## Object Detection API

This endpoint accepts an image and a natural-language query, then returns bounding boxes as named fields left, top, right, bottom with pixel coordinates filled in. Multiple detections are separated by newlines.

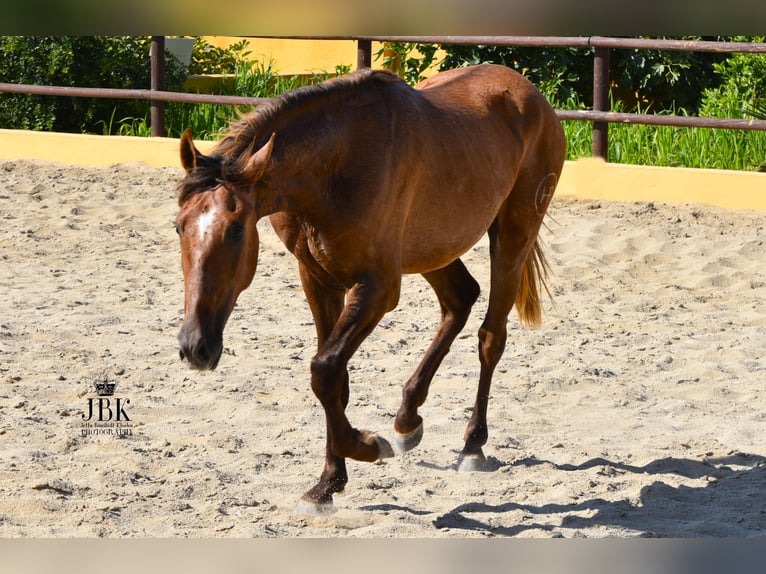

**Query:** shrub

left=700, top=36, right=766, bottom=118
left=162, top=60, right=306, bottom=139
left=0, top=36, right=186, bottom=134
left=186, top=37, right=252, bottom=75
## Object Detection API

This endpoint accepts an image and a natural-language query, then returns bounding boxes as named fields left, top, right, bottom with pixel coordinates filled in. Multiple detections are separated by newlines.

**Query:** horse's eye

left=228, top=223, right=245, bottom=242
left=174, top=223, right=181, bottom=235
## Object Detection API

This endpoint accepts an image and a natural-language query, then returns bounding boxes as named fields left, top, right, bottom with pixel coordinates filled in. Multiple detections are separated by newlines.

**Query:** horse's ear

left=243, top=133, right=276, bottom=183
left=180, top=128, right=199, bottom=173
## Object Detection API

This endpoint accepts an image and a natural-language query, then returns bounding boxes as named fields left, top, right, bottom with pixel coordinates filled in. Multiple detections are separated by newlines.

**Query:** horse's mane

left=177, top=68, right=402, bottom=205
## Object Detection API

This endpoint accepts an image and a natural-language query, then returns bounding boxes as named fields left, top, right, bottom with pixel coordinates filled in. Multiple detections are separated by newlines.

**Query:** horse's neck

left=258, top=109, right=343, bottom=213
left=255, top=79, right=397, bottom=219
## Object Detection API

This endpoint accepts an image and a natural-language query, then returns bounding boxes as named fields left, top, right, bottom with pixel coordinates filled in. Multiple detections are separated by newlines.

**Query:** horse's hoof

left=393, top=422, right=423, bottom=454
left=375, top=434, right=395, bottom=460
left=293, top=499, right=338, bottom=516
left=456, top=452, right=489, bottom=473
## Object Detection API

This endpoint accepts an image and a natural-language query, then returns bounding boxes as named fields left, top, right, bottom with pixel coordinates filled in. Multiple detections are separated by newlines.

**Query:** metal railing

left=351, top=36, right=766, bottom=160
left=2, top=36, right=766, bottom=161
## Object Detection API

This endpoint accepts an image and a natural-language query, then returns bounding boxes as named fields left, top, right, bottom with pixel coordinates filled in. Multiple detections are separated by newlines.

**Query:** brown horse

left=175, top=64, right=566, bottom=514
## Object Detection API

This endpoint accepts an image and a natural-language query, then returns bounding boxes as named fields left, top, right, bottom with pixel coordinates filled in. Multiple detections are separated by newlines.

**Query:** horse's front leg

left=298, top=277, right=398, bottom=511
left=293, top=261, right=349, bottom=512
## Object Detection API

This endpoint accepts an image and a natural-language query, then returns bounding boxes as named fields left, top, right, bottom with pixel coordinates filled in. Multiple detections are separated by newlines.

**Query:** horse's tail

left=515, top=238, right=552, bottom=329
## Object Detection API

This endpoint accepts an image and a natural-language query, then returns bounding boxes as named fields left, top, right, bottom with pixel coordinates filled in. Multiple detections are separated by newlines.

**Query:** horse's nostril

left=178, top=324, right=223, bottom=370
left=193, top=340, right=210, bottom=363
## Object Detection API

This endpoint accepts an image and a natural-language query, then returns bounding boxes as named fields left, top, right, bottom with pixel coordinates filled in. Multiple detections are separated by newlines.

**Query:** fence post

left=592, top=45, right=609, bottom=160
left=150, top=36, right=166, bottom=137
left=357, top=39, right=372, bottom=69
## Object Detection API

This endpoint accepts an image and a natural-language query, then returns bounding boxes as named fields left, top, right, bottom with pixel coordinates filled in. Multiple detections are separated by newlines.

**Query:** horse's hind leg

left=394, top=259, right=480, bottom=453
left=460, top=189, right=550, bottom=471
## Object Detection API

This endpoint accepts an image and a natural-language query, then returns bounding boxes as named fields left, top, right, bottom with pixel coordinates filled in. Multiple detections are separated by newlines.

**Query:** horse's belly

left=400, top=237, right=483, bottom=274
left=397, top=142, right=520, bottom=274
left=399, top=201, right=498, bottom=274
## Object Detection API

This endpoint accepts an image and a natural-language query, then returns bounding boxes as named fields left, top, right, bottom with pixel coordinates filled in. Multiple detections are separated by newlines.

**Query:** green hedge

left=0, top=37, right=190, bottom=133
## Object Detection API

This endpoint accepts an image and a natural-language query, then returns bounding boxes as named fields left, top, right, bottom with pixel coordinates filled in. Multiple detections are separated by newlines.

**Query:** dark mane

left=177, top=69, right=403, bottom=205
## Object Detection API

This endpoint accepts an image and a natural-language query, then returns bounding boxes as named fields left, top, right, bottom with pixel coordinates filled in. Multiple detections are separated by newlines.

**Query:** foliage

left=440, top=44, right=594, bottom=106
left=736, top=48, right=766, bottom=172
left=556, top=97, right=766, bottom=171
left=0, top=36, right=340, bottom=137
left=0, top=36, right=186, bottom=134
left=438, top=38, right=730, bottom=113
left=187, top=37, right=252, bottom=75
left=162, top=60, right=307, bottom=140
left=695, top=37, right=766, bottom=171
left=600, top=123, right=766, bottom=171
left=375, top=43, right=439, bottom=85
left=0, top=36, right=73, bottom=130
left=701, top=36, right=766, bottom=117
left=608, top=41, right=725, bottom=113
left=4, top=36, right=766, bottom=170
left=377, top=38, right=766, bottom=170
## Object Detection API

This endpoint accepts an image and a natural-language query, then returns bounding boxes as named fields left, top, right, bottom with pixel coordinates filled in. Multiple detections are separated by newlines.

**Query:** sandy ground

left=0, top=158, right=763, bottom=538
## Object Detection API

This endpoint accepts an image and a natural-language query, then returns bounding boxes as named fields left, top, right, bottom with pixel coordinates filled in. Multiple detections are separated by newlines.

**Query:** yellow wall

left=1, top=129, right=764, bottom=211
left=200, top=37, right=444, bottom=78
left=557, top=156, right=766, bottom=212
left=0, top=129, right=214, bottom=168
left=204, top=37, right=363, bottom=76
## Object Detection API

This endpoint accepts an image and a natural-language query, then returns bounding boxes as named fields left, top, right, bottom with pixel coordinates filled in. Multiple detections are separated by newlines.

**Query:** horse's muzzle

left=178, top=327, right=223, bottom=371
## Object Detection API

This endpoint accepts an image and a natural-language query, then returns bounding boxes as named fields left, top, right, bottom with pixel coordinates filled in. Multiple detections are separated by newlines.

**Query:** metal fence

left=2, top=36, right=766, bottom=161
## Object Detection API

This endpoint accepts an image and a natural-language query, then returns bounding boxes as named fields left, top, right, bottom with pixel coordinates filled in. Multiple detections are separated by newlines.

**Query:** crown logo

left=94, top=381, right=117, bottom=396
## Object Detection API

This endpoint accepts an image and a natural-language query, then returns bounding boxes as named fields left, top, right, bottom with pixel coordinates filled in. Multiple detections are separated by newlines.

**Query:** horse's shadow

left=360, top=453, right=766, bottom=537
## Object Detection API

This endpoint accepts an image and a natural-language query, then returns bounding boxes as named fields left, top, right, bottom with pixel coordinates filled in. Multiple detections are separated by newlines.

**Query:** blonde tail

left=515, top=239, right=552, bottom=329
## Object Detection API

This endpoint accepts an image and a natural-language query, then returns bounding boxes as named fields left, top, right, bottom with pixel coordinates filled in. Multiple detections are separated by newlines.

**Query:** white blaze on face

left=196, top=204, right=219, bottom=242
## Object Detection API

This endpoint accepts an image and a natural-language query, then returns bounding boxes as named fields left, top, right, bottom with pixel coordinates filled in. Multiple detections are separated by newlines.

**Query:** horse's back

left=417, top=63, right=529, bottom=93
left=417, top=64, right=553, bottom=117
left=391, top=65, right=564, bottom=273
left=410, top=64, right=563, bottom=166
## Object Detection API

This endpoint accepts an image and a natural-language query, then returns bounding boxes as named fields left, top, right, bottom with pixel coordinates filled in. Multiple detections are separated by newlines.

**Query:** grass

left=107, top=61, right=766, bottom=172
left=563, top=122, right=766, bottom=171
left=162, top=61, right=316, bottom=140
left=555, top=92, right=766, bottom=171
left=103, top=61, right=334, bottom=141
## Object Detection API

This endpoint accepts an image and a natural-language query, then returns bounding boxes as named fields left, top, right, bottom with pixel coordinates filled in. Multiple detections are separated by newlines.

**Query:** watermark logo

left=535, top=172, right=558, bottom=216
left=80, top=380, right=137, bottom=438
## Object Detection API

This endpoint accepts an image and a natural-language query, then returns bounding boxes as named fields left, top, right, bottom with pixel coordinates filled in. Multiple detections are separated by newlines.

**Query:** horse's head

left=175, top=129, right=274, bottom=370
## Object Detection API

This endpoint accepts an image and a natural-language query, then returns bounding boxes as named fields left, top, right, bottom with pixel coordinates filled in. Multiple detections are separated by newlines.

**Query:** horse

left=174, top=64, right=566, bottom=514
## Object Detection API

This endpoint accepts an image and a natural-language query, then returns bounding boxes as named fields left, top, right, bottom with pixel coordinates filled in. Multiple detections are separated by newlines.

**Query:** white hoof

left=393, top=423, right=424, bottom=454
left=375, top=434, right=395, bottom=459
left=293, top=499, right=338, bottom=516
left=456, top=452, right=489, bottom=473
